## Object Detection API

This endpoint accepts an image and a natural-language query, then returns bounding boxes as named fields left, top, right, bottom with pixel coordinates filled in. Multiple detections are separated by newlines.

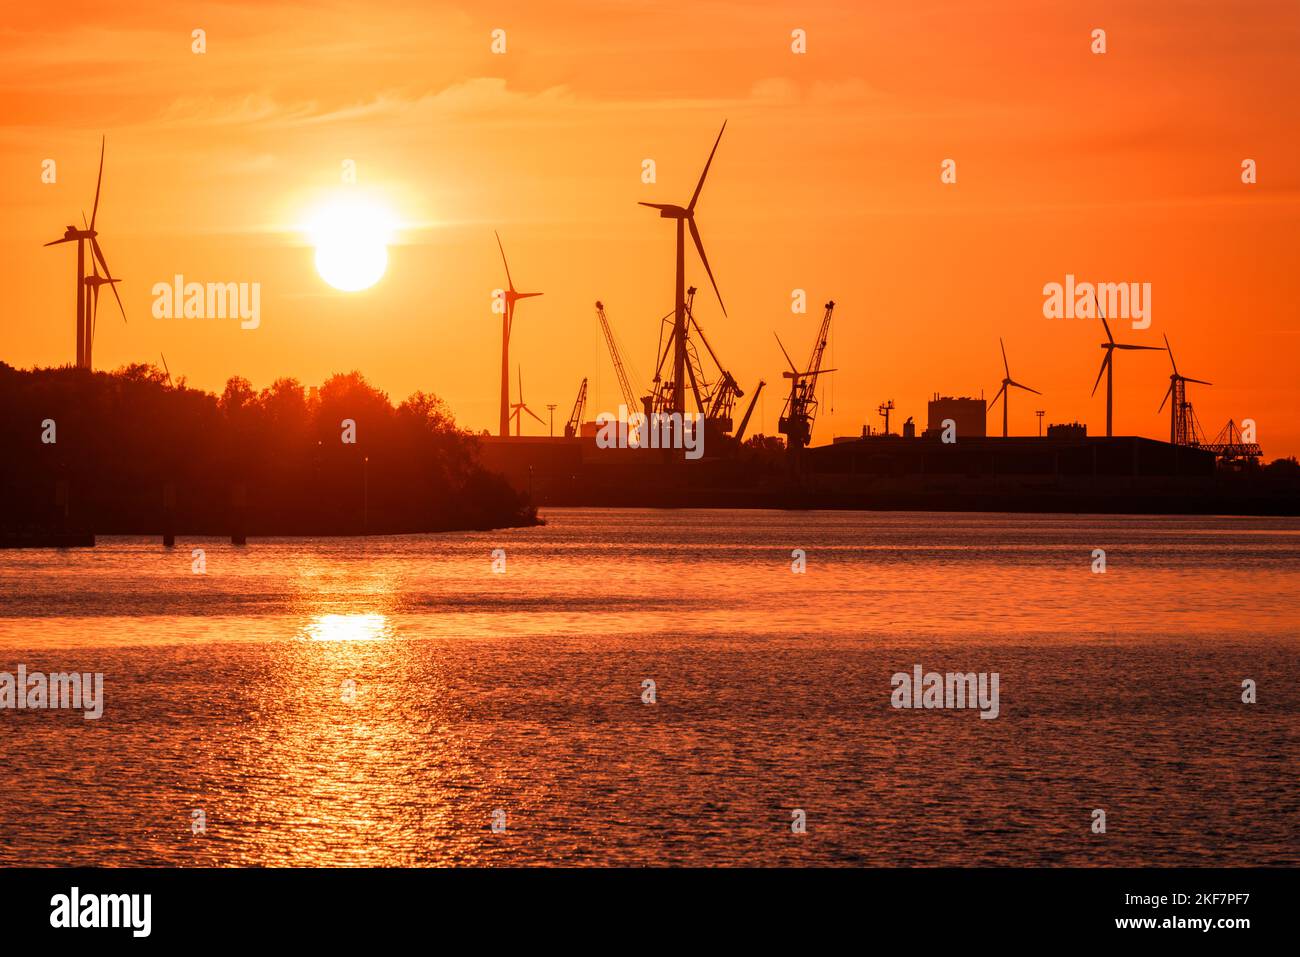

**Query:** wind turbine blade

left=91, top=238, right=126, bottom=322
left=494, top=230, right=515, bottom=292
left=515, top=291, right=543, bottom=300
left=1091, top=353, right=1110, bottom=397
left=525, top=406, right=545, bottom=426
left=688, top=218, right=725, bottom=316
left=638, top=202, right=674, bottom=211
left=989, top=384, right=1006, bottom=408
left=90, top=236, right=112, bottom=277
left=517, top=365, right=523, bottom=401
left=107, top=278, right=126, bottom=323
left=1163, top=333, right=1179, bottom=375
left=1158, top=382, right=1173, bottom=412
left=1185, top=377, right=1212, bottom=386
left=1115, top=343, right=1161, bottom=351
left=1009, top=380, right=1041, bottom=395
left=90, top=136, right=105, bottom=229
left=44, top=237, right=76, bottom=246
left=1000, top=337, right=1009, bottom=378
left=774, top=333, right=798, bottom=374
left=1100, top=312, right=1114, bottom=344
left=687, top=120, right=726, bottom=213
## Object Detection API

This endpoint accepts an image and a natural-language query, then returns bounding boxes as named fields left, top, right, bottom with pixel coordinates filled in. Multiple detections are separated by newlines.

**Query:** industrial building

left=923, top=395, right=987, bottom=439
left=805, top=433, right=1217, bottom=480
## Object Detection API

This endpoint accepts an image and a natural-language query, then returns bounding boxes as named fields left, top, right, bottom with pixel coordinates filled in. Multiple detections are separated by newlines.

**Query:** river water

left=0, top=508, right=1296, bottom=865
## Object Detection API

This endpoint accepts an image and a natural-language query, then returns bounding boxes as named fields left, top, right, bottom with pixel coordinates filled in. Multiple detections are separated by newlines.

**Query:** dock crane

left=646, top=286, right=755, bottom=434
left=564, top=378, right=588, bottom=438
left=777, top=300, right=836, bottom=451
left=734, top=380, right=765, bottom=442
left=689, top=306, right=744, bottom=430
left=1199, top=418, right=1262, bottom=466
left=595, top=301, right=639, bottom=413
left=647, top=288, right=696, bottom=416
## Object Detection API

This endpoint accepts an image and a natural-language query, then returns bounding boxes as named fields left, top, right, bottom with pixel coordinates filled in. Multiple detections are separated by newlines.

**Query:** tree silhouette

left=0, top=363, right=535, bottom=536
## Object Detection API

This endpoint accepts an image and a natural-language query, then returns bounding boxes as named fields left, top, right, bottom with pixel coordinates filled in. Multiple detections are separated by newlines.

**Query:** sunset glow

left=2, top=1, right=1297, bottom=453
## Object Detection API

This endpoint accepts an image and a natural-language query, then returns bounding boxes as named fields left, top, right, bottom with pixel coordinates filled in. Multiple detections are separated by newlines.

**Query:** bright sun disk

left=306, top=198, right=395, bottom=292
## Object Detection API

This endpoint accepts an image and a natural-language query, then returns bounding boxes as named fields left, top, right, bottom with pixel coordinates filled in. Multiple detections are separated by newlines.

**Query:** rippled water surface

left=1, top=509, right=1296, bottom=865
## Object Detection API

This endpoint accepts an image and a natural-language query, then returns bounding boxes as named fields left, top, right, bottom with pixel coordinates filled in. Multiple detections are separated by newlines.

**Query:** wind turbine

left=640, top=121, right=727, bottom=416
left=509, top=366, right=545, bottom=437
left=988, top=338, right=1040, bottom=437
left=44, top=137, right=126, bottom=369
left=1091, top=294, right=1159, bottom=437
left=1158, top=334, right=1211, bottom=446
left=495, top=232, right=542, bottom=437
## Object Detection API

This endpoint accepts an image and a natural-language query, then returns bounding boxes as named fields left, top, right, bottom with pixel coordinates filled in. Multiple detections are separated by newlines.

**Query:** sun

left=306, top=198, right=396, bottom=292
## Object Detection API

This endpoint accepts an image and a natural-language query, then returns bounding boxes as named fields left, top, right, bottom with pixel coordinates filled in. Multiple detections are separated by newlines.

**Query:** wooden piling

left=231, top=481, right=247, bottom=545
left=163, top=482, right=176, bottom=547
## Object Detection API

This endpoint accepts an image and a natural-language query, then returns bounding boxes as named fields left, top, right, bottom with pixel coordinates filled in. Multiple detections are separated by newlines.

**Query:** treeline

left=0, top=362, right=537, bottom=535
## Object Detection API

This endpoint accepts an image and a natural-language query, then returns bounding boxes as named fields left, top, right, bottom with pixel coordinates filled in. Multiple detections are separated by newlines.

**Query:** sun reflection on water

left=301, top=613, right=393, bottom=642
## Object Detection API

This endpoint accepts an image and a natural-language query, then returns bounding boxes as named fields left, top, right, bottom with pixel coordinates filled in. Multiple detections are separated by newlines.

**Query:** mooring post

left=55, top=479, right=69, bottom=535
left=163, top=482, right=176, bottom=547
left=231, top=481, right=247, bottom=545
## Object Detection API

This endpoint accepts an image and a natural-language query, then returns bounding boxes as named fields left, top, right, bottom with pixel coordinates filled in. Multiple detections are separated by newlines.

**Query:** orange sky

left=2, top=0, right=1298, bottom=454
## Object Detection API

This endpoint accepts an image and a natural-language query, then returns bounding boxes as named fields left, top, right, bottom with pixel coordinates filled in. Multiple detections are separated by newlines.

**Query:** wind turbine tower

left=1091, top=295, right=1160, bottom=437
left=509, top=366, right=545, bottom=436
left=44, top=136, right=126, bottom=369
left=494, top=233, right=542, bottom=437
left=639, top=122, right=728, bottom=416
left=1159, top=334, right=1211, bottom=446
left=988, top=338, right=1040, bottom=438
